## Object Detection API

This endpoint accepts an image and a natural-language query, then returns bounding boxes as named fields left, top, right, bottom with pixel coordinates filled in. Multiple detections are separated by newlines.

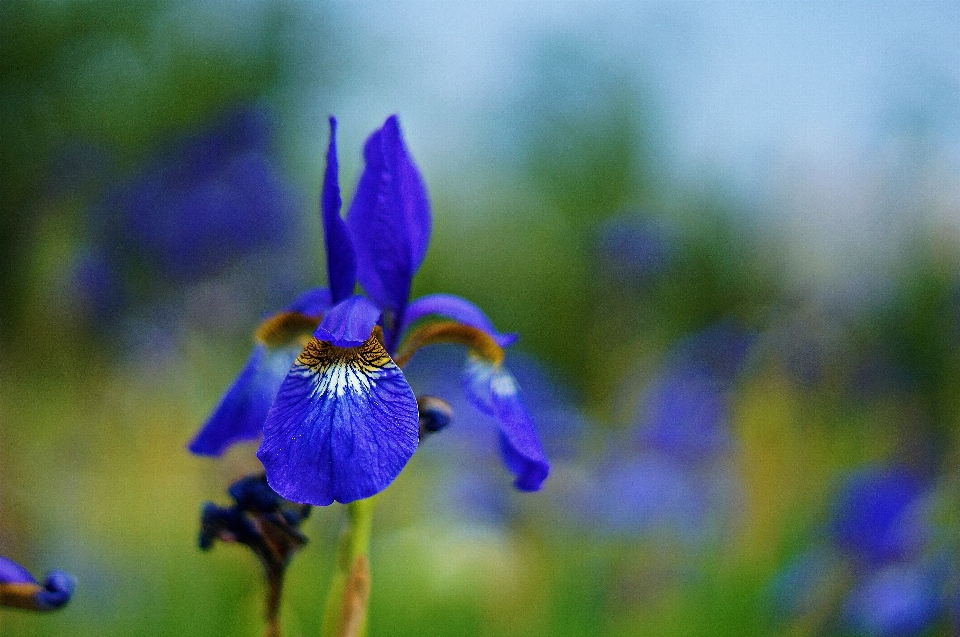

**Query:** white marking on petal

left=491, top=369, right=518, bottom=397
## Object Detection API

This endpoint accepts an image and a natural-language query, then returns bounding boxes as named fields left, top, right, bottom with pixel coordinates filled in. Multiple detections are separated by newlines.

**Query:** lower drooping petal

left=257, top=331, right=419, bottom=505
left=464, top=357, right=550, bottom=491
left=0, top=556, right=75, bottom=611
left=189, top=287, right=331, bottom=457
left=189, top=343, right=304, bottom=456
left=463, top=354, right=497, bottom=412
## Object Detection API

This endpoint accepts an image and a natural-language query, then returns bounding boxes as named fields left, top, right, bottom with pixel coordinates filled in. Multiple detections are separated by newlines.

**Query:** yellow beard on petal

left=255, top=311, right=322, bottom=348
left=297, top=328, right=396, bottom=398
left=0, top=582, right=43, bottom=610
left=393, top=320, right=504, bottom=368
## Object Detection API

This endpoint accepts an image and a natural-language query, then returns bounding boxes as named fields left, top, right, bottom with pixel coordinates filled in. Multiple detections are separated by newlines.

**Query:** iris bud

left=418, top=395, right=453, bottom=438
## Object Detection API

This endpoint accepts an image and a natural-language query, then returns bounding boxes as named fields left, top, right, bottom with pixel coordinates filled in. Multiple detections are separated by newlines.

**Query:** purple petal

left=188, top=343, right=303, bottom=456
left=403, top=294, right=518, bottom=347
left=490, top=371, right=550, bottom=491
left=257, top=335, right=419, bottom=505
left=463, top=357, right=550, bottom=491
left=315, top=295, right=381, bottom=347
left=463, top=355, right=496, bottom=414
left=0, top=556, right=35, bottom=585
left=347, top=115, right=431, bottom=329
left=322, top=117, right=357, bottom=303
left=189, top=288, right=332, bottom=457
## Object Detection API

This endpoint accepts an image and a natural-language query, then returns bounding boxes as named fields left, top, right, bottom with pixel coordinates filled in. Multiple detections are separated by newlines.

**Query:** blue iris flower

left=0, top=555, right=74, bottom=612
left=190, top=116, right=549, bottom=505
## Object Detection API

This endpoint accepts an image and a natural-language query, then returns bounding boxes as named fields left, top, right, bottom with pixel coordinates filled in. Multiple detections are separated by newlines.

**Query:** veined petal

left=0, top=557, right=74, bottom=612
left=464, top=357, right=550, bottom=491
left=315, top=295, right=381, bottom=347
left=257, top=331, right=419, bottom=505
left=322, top=117, right=357, bottom=303
left=347, top=116, right=430, bottom=331
left=188, top=343, right=304, bottom=456
left=403, top=294, right=517, bottom=347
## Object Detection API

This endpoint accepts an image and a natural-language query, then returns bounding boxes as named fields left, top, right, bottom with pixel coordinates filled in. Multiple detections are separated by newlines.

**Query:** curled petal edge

left=403, top=294, right=517, bottom=348
left=0, top=559, right=74, bottom=612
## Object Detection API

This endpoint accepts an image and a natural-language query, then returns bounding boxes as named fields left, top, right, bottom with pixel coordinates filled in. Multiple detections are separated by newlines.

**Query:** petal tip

left=513, top=462, right=550, bottom=492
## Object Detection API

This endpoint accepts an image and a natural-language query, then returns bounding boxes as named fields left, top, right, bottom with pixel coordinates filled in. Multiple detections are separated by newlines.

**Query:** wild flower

left=190, top=116, right=549, bottom=506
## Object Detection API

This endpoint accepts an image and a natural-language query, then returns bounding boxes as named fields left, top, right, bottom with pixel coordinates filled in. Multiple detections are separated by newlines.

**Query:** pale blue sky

left=291, top=1, right=960, bottom=288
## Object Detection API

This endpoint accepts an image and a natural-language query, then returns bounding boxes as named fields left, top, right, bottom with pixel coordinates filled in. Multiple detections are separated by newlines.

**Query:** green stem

left=320, top=496, right=376, bottom=637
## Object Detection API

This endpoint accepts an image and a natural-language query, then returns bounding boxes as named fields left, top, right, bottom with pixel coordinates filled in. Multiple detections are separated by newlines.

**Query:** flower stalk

left=321, top=497, right=376, bottom=637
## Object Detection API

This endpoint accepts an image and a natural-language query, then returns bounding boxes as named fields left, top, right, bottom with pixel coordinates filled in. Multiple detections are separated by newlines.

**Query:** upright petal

left=0, top=556, right=74, bottom=612
left=322, top=117, right=357, bottom=303
left=403, top=294, right=518, bottom=347
left=347, top=116, right=431, bottom=331
left=257, top=331, right=419, bottom=505
left=314, top=295, right=381, bottom=347
left=464, top=357, right=550, bottom=491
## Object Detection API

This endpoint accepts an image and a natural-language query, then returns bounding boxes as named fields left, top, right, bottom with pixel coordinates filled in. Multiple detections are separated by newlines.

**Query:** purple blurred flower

left=595, top=212, right=674, bottom=286
left=67, top=249, right=126, bottom=324
left=843, top=563, right=943, bottom=637
left=112, top=105, right=296, bottom=282
left=636, top=322, right=754, bottom=461
left=829, top=466, right=929, bottom=568
left=590, top=452, right=732, bottom=542
left=567, top=323, right=753, bottom=540
left=772, top=465, right=952, bottom=635
left=67, top=105, right=302, bottom=337
left=191, top=116, right=549, bottom=505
